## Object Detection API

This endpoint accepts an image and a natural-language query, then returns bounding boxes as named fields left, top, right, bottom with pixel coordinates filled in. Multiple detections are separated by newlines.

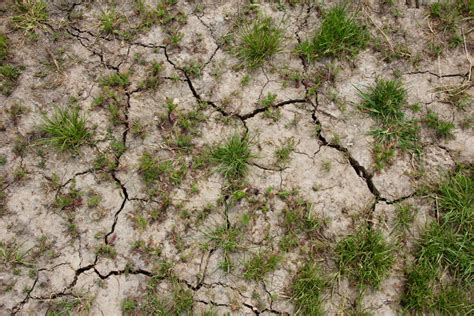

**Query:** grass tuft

left=297, top=5, right=368, bottom=61
left=0, top=34, right=8, bottom=62
left=402, top=165, right=473, bottom=313
left=358, top=79, right=421, bottom=170
left=235, top=16, right=283, bottom=69
left=291, top=263, right=326, bottom=315
left=336, top=226, right=394, bottom=288
left=12, top=0, right=48, bottom=35
left=243, top=252, right=280, bottom=281
left=40, top=107, right=92, bottom=152
left=100, top=72, right=129, bottom=88
left=424, top=110, right=455, bottom=139
left=359, top=79, right=406, bottom=124
left=99, top=8, right=122, bottom=35
left=211, top=134, right=253, bottom=180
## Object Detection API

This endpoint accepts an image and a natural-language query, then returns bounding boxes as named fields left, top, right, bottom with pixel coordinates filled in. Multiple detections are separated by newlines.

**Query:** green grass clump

left=100, top=72, right=129, bottom=88
left=424, top=111, right=455, bottom=139
left=297, top=5, right=368, bottom=61
left=0, top=34, right=7, bottom=62
left=40, top=107, right=92, bottom=152
left=358, top=79, right=421, bottom=170
left=0, top=64, right=22, bottom=96
left=207, top=225, right=240, bottom=273
left=291, top=263, right=327, bottom=316
left=0, top=34, right=22, bottom=96
left=11, top=0, right=48, bottom=35
left=274, top=139, right=295, bottom=166
left=394, top=203, right=415, bottom=232
left=235, top=16, right=283, bottom=69
left=138, top=152, right=186, bottom=188
left=359, top=79, right=406, bottom=124
left=336, top=227, right=394, bottom=288
left=136, top=276, right=193, bottom=315
left=99, top=9, right=122, bottom=34
left=243, top=252, right=280, bottom=281
left=211, top=134, right=253, bottom=180
left=429, top=0, right=473, bottom=49
left=401, top=166, right=473, bottom=313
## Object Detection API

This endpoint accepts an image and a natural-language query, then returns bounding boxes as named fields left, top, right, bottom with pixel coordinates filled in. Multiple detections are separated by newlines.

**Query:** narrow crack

left=405, top=70, right=469, bottom=79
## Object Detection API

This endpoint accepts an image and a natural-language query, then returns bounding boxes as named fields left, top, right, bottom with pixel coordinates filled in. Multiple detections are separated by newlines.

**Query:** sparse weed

left=40, top=106, right=92, bottom=152
left=140, top=61, right=163, bottom=89
left=137, top=276, right=193, bottom=315
left=274, top=139, right=295, bottom=166
left=100, top=72, right=129, bottom=88
left=336, top=226, right=394, bottom=288
left=424, top=111, right=455, bottom=139
left=122, top=298, right=137, bottom=314
left=436, top=83, right=473, bottom=110
left=243, top=252, right=280, bottom=281
left=297, top=5, right=368, bottom=61
left=259, top=93, right=277, bottom=108
left=95, top=244, right=117, bottom=259
left=235, top=16, right=284, bottom=69
left=138, top=152, right=186, bottom=187
left=0, top=64, right=22, bottom=96
left=46, top=296, right=92, bottom=316
left=207, top=225, right=240, bottom=273
left=429, top=0, right=472, bottom=50
left=210, top=134, right=253, bottom=180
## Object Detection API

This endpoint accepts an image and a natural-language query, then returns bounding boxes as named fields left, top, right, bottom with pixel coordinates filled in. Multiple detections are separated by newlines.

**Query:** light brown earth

left=0, top=0, right=472, bottom=315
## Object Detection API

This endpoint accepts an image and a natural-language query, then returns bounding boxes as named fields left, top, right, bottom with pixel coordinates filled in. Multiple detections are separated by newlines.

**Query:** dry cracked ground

left=0, top=0, right=473, bottom=315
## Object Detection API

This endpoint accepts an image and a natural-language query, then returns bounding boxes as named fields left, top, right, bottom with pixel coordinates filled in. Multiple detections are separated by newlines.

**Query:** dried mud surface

left=0, top=0, right=472, bottom=315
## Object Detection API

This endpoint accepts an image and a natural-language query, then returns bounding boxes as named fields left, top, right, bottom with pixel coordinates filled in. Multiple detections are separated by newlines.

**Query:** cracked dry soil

left=0, top=0, right=473, bottom=315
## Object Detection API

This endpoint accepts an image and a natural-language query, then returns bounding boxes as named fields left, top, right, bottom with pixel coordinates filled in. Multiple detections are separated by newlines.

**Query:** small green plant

left=297, top=5, right=368, bottom=61
left=122, top=298, right=137, bottom=314
left=141, top=61, right=163, bottom=89
left=402, top=166, right=473, bottom=313
left=243, top=252, right=280, bottom=281
left=259, top=93, right=277, bottom=108
left=358, top=79, right=420, bottom=170
left=235, top=16, right=283, bottom=69
left=437, top=84, right=472, bottom=110
left=210, top=134, right=253, bottom=180
left=100, top=72, right=129, bottom=88
left=40, top=107, right=92, bottom=152
left=428, top=0, right=472, bottom=50
left=138, top=152, right=165, bottom=184
left=336, top=227, right=394, bottom=288
left=0, top=34, right=8, bottom=62
left=0, top=64, right=22, bottom=96
left=424, top=111, right=455, bottom=139
left=138, top=152, right=186, bottom=187
left=46, top=297, right=92, bottom=316
left=95, top=244, right=117, bottom=258
left=291, top=263, right=327, bottom=316
left=395, top=203, right=415, bottom=232
left=274, top=139, right=295, bottom=166
left=11, top=0, right=48, bottom=35
left=207, top=225, right=240, bottom=273
left=86, top=191, right=102, bottom=208
left=99, top=9, right=122, bottom=34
